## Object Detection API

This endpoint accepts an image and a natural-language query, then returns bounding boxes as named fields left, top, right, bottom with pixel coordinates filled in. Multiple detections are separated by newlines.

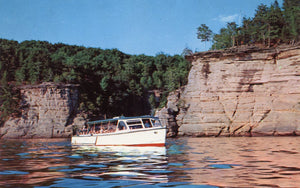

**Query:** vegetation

left=197, top=24, right=213, bottom=48
left=1, top=0, right=298, bottom=125
left=0, top=39, right=191, bottom=123
left=197, top=0, right=300, bottom=50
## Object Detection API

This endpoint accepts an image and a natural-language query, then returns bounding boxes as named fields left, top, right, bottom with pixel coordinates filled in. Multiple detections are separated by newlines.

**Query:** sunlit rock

left=0, top=82, right=80, bottom=138
left=157, top=45, right=300, bottom=137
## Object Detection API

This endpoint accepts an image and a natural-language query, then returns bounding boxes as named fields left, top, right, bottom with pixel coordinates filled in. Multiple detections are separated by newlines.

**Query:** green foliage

left=212, top=22, right=239, bottom=49
left=0, top=73, right=19, bottom=124
left=197, top=24, right=213, bottom=42
left=199, top=0, right=300, bottom=50
left=283, top=0, right=300, bottom=43
left=148, top=94, right=157, bottom=109
left=0, top=38, right=191, bottom=120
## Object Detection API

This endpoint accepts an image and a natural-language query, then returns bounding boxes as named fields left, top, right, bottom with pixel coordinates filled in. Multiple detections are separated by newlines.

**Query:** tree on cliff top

left=212, top=22, right=239, bottom=50
left=283, top=0, right=300, bottom=43
left=197, top=24, right=213, bottom=48
left=198, top=0, right=300, bottom=50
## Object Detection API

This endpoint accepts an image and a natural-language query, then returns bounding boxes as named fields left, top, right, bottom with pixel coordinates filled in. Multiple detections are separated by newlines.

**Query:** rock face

left=158, top=45, right=300, bottom=137
left=0, top=83, right=81, bottom=138
left=155, top=89, right=183, bottom=137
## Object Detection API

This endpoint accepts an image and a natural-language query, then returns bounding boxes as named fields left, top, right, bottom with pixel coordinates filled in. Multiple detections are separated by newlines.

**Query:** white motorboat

left=71, top=116, right=166, bottom=147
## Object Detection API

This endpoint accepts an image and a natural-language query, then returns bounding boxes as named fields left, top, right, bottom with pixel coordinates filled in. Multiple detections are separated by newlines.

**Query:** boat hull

left=72, top=127, right=166, bottom=147
left=71, top=135, right=97, bottom=146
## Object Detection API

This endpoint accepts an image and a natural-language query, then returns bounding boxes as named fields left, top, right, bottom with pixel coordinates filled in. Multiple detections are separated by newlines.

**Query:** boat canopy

left=87, top=115, right=157, bottom=125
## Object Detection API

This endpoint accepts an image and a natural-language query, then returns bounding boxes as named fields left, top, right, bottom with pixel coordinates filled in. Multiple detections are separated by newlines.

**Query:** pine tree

left=253, top=4, right=269, bottom=45
left=267, top=0, right=285, bottom=46
left=283, top=0, right=300, bottom=43
left=211, top=22, right=238, bottom=49
left=197, top=24, right=213, bottom=48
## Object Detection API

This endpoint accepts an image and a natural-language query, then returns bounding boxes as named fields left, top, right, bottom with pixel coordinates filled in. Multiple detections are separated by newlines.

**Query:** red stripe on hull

left=95, top=143, right=165, bottom=147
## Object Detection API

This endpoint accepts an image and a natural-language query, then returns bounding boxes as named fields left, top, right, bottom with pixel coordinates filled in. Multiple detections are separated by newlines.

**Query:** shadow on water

left=1, top=137, right=300, bottom=187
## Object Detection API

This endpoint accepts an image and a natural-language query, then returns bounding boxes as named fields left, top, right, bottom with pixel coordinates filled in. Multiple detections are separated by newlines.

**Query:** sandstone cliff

left=158, top=45, right=300, bottom=137
left=0, top=83, right=84, bottom=138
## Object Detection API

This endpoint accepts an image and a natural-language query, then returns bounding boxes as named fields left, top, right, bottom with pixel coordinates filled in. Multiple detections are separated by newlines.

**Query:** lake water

left=0, top=137, right=299, bottom=187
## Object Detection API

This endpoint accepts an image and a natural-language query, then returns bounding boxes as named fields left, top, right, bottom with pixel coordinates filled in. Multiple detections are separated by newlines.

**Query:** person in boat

left=118, top=121, right=126, bottom=130
left=144, top=120, right=151, bottom=128
left=81, top=125, right=88, bottom=134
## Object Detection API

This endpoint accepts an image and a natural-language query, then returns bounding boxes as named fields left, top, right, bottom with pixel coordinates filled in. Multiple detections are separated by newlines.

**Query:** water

left=0, top=137, right=299, bottom=187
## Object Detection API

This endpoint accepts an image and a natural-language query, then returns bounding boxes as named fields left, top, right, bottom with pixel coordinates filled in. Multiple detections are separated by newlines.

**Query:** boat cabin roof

left=87, top=115, right=158, bottom=125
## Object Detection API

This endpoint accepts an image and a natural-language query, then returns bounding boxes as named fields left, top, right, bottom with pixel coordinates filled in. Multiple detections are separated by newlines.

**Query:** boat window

left=117, top=121, right=127, bottom=130
left=151, top=119, right=162, bottom=127
left=129, top=125, right=143, bottom=129
left=126, top=119, right=141, bottom=125
left=126, top=119, right=143, bottom=129
left=142, top=119, right=153, bottom=128
left=94, top=121, right=117, bottom=134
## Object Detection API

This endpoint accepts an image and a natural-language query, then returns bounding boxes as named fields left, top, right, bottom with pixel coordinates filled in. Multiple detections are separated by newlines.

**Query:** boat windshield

left=117, top=120, right=127, bottom=130
left=151, top=118, right=162, bottom=127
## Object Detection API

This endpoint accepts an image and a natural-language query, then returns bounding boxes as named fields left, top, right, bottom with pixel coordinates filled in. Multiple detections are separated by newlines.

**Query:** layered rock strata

left=0, top=83, right=80, bottom=138
left=159, top=45, right=300, bottom=137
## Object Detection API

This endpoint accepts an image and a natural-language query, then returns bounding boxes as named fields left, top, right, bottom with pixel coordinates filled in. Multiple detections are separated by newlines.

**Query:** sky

left=0, top=0, right=283, bottom=56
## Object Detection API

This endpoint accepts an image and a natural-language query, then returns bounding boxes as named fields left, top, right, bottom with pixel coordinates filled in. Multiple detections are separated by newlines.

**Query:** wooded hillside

left=0, top=39, right=191, bottom=123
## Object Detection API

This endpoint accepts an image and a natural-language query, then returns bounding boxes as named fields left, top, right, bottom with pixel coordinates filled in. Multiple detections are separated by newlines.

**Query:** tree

left=181, top=47, right=193, bottom=56
left=211, top=22, right=239, bottom=49
left=200, top=0, right=299, bottom=49
left=253, top=4, right=270, bottom=45
left=0, top=72, right=19, bottom=123
left=267, top=0, right=285, bottom=46
left=100, top=75, right=110, bottom=91
left=0, top=38, right=192, bottom=119
left=283, top=0, right=300, bottom=43
left=197, top=24, right=213, bottom=47
left=152, top=71, right=163, bottom=89
left=148, top=94, right=156, bottom=109
left=227, top=22, right=239, bottom=47
left=239, top=17, right=256, bottom=45
left=0, top=39, right=18, bottom=82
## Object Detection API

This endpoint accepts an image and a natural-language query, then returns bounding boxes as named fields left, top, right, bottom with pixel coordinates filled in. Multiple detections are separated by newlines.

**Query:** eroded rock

left=157, top=45, right=300, bottom=137
left=0, top=82, right=81, bottom=138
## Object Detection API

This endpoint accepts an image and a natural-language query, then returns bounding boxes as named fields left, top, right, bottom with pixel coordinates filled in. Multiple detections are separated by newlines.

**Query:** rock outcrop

left=0, top=82, right=82, bottom=138
left=158, top=45, right=300, bottom=137
left=155, top=88, right=183, bottom=137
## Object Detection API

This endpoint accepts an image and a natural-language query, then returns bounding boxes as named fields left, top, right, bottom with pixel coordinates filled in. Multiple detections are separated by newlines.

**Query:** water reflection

left=0, top=137, right=300, bottom=187
left=172, top=137, right=300, bottom=187
left=69, top=146, right=169, bottom=184
left=0, top=139, right=69, bottom=187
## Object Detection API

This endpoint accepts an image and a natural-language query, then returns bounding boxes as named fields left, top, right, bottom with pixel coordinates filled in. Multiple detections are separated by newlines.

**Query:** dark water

left=0, top=137, right=300, bottom=187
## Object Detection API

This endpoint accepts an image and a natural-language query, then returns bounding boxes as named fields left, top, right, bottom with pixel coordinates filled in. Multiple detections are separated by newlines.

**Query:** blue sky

left=0, top=0, right=282, bottom=56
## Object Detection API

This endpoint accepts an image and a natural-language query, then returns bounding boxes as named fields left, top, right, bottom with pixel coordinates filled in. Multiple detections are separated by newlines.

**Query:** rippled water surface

left=1, top=137, right=300, bottom=187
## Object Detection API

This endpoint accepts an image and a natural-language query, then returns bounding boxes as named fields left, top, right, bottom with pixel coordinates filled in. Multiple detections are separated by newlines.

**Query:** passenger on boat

left=80, top=125, right=89, bottom=135
left=144, top=120, right=151, bottom=128
left=118, top=121, right=126, bottom=130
